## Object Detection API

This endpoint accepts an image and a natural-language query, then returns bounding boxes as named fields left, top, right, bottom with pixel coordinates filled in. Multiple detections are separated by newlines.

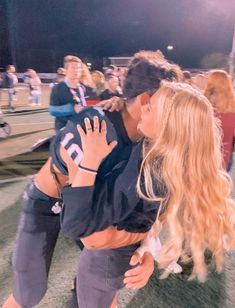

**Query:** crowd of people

left=2, top=50, right=235, bottom=308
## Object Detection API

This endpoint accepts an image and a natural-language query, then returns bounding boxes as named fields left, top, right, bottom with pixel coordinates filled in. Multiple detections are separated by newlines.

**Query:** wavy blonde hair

left=204, top=70, right=235, bottom=112
left=137, top=82, right=235, bottom=282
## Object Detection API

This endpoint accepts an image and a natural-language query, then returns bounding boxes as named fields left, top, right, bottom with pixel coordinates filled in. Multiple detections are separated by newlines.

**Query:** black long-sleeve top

left=61, top=142, right=163, bottom=239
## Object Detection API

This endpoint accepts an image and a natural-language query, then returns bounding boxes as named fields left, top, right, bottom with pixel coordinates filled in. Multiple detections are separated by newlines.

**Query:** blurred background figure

left=117, top=67, right=127, bottom=88
left=27, top=69, right=42, bottom=106
left=56, top=67, right=66, bottom=83
left=91, top=70, right=105, bottom=96
left=170, top=64, right=184, bottom=82
left=49, top=67, right=66, bottom=88
left=99, top=74, right=123, bottom=101
left=2, top=65, right=18, bottom=112
left=182, top=70, right=192, bottom=84
left=22, top=69, right=32, bottom=102
left=204, top=69, right=235, bottom=171
left=80, top=63, right=99, bottom=105
left=192, top=72, right=208, bottom=92
left=104, top=64, right=118, bottom=77
left=0, top=107, right=11, bottom=138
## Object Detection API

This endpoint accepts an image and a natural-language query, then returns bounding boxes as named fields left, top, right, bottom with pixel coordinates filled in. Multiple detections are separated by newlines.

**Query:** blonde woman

left=61, top=82, right=235, bottom=307
left=204, top=70, right=235, bottom=170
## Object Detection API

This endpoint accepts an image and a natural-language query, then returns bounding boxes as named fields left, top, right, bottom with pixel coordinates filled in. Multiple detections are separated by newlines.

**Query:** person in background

left=49, top=55, right=86, bottom=131
left=183, top=70, right=192, bottom=84
left=91, top=70, right=105, bottom=96
left=99, top=74, right=123, bottom=101
left=204, top=69, right=235, bottom=171
left=80, top=63, right=98, bottom=105
left=117, top=67, right=127, bottom=88
left=104, top=64, right=118, bottom=77
left=27, top=69, right=42, bottom=106
left=49, top=67, right=66, bottom=88
left=22, top=69, right=32, bottom=102
left=192, top=72, right=207, bottom=92
left=2, top=65, right=18, bottom=112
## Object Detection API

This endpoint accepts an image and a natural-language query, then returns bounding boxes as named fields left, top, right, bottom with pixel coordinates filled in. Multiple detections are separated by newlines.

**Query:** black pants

left=12, top=181, right=61, bottom=307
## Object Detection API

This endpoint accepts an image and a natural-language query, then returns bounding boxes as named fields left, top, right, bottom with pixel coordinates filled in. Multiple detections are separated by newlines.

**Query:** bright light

left=167, top=45, right=174, bottom=51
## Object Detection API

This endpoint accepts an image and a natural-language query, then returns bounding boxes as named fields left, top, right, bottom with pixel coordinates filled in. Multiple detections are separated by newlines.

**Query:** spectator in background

left=22, top=69, right=32, bottom=102
left=2, top=65, right=18, bottom=112
left=192, top=73, right=207, bottom=92
left=49, top=67, right=66, bottom=89
left=117, top=67, right=127, bottom=88
left=99, top=74, right=123, bottom=101
left=49, top=55, right=86, bottom=131
left=170, top=64, right=184, bottom=82
left=204, top=70, right=235, bottom=171
left=27, top=69, right=42, bottom=106
left=104, top=64, right=118, bottom=77
left=56, top=67, right=66, bottom=83
left=80, top=63, right=98, bottom=105
left=183, top=70, right=192, bottom=84
left=91, top=70, right=105, bottom=96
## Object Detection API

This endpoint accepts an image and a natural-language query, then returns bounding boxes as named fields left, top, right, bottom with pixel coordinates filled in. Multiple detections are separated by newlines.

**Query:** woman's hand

left=77, top=116, right=117, bottom=170
left=123, top=252, right=154, bottom=289
left=97, top=96, right=125, bottom=112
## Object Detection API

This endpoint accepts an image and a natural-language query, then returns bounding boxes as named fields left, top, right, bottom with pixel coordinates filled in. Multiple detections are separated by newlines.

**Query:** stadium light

left=167, top=45, right=174, bottom=51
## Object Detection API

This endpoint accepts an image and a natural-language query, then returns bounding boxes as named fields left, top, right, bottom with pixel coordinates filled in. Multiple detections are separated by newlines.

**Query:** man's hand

left=123, top=252, right=154, bottom=289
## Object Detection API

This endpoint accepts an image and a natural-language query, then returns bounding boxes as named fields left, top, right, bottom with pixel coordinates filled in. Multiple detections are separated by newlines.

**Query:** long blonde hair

left=204, top=70, right=235, bottom=112
left=137, top=82, right=235, bottom=282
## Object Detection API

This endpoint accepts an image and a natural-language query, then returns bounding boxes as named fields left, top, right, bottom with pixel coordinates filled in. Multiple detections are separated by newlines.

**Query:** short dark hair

left=123, top=57, right=176, bottom=99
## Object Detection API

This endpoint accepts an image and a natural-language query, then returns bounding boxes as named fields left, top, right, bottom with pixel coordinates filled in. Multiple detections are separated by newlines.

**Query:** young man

left=49, top=55, right=86, bottom=131
left=3, top=51, right=176, bottom=308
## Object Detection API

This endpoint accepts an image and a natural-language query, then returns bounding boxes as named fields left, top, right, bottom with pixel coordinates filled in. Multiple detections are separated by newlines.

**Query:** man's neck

left=121, top=102, right=141, bottom=142
left=66, top=77, right=79, bottom=88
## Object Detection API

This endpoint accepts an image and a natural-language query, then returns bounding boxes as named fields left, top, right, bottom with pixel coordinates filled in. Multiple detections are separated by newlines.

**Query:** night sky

left=0, top=0, right=234, bottom=71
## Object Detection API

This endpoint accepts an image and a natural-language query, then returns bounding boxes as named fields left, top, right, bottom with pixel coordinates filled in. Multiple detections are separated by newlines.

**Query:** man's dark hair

left=123, top=56, right=176, bottom=100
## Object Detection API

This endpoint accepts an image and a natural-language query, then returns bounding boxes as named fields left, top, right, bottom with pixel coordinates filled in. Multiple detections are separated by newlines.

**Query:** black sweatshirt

left=61, top=141, right=162, bottom=239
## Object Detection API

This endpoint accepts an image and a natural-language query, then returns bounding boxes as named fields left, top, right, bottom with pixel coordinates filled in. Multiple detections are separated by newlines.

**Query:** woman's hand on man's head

left=77, top=116, right=117, bottom=170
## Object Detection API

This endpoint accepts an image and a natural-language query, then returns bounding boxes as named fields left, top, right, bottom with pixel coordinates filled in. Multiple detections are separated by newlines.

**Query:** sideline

left=0, top=175, right=33, bottom=185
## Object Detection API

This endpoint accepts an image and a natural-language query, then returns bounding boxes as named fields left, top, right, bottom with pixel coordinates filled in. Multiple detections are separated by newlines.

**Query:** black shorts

left=77, top=243, right=140, bottom=308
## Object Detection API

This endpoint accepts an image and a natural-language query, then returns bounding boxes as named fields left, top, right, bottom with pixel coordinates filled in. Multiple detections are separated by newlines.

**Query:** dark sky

left=1, top=0, right=235, bottom=71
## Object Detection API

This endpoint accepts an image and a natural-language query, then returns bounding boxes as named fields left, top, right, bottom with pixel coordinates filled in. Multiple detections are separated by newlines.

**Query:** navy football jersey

left=50, top=106, right=118, bottom=175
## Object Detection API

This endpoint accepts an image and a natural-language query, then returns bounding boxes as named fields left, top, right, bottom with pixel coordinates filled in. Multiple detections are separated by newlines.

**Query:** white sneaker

left=165, top=261, right=183, bottom=274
